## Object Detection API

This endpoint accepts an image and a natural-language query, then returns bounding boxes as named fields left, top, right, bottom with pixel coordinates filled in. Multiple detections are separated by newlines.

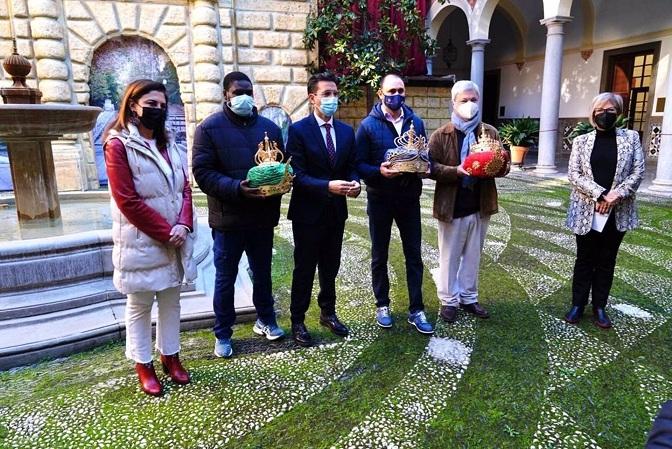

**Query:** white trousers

left=437, top=213, right=490, bottom=307
left=125, top=286, right=182, bottom=364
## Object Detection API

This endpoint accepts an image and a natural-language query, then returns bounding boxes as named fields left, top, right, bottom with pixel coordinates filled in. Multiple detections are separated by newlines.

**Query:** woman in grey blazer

left=564, top=92, right=645, bottom=328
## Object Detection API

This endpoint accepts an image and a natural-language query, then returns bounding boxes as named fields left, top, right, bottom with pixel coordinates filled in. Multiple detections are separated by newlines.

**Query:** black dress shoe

left=564, top=306, right=584, bottom=324
left=320, top=314, right=349, bottom=337
left=292, top=323, right=313, bottom=347
left=439, top=305, right=458, bottom=323
left=460, top=302, right=490, bottom=319
left=593, top=308, right=612, bottom=329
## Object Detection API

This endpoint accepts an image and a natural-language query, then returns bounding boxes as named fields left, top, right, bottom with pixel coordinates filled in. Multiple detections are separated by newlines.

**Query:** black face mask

left=594, top=111, right=617, bottom=130
left=138, top=107, right=167, bottom=131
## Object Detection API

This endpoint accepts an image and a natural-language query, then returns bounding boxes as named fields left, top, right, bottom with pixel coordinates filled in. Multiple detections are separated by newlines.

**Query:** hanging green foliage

left=304, top=0, right=436, bottom=103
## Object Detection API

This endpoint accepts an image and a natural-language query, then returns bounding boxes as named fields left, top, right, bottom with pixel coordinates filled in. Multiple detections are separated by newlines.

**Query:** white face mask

left=456, top=101, right=479, bottom=120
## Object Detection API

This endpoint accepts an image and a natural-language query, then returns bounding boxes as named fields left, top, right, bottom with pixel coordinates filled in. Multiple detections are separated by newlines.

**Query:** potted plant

left=498, top=117, right=539, bottom=166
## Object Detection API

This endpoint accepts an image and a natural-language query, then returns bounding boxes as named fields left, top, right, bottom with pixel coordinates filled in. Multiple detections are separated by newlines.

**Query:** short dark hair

left=307, top=72, right=338, bottom=95
left=223, top=71, right=252, bottom=91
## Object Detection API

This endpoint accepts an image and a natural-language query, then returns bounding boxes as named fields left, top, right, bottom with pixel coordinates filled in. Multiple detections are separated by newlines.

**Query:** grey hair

left=589, top=92, right=624, bottom=127
left=451, top=80, right=480, bottom=102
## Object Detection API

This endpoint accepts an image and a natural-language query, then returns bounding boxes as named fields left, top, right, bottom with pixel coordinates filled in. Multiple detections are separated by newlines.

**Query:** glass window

left=633, top=66, right=643, bottom=77
left=634, top=55, right=645, bottom=66
left=259, top=106, right=292, bottom=146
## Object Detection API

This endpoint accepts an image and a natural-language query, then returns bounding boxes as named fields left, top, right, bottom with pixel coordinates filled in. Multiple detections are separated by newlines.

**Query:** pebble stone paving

left=0, top=175, right=670, bottom=448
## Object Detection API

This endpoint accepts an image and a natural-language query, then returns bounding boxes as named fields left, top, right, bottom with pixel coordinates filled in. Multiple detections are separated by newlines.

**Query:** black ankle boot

left=593, top=308, right=612, bottom=329
left=564, top=306, right=584, bottom=324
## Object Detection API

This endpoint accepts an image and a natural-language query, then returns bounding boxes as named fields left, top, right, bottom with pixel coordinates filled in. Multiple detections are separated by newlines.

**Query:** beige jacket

left=108, top=125, right=197, bottom=295
left=428, top=122, right=504, bottom=223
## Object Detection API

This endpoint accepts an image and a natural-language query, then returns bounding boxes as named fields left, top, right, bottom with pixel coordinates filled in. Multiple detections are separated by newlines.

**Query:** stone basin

left=0, top=103, right=102, bottom=223
left=0, top=104, right=102, bottom=139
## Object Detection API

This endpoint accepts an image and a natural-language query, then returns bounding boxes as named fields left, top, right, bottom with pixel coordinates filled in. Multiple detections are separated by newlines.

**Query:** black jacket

left=647, top=401, right=672, bottom=448
left=192, top=106, right=284, bottom=231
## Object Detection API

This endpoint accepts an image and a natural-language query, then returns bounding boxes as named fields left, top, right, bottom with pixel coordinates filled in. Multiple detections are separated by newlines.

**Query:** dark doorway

left=482, top=69, right=500, bottom=125
left=602, top=42, right=660, bottom=139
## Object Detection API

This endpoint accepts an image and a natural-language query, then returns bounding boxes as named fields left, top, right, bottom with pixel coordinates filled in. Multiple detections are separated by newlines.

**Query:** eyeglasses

left=595, top=107, right=617, bottom=114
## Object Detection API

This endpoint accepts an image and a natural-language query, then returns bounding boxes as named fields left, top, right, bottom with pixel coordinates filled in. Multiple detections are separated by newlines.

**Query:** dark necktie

left=324, top=123, right=336, bottom=165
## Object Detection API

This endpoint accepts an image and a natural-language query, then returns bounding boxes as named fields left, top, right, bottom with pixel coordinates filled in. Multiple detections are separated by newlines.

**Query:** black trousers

left=290, top=210, right=346, bottom=324
left=571, top=214, right=626, bottom=309
left=367, top=194, right=424, bottom=313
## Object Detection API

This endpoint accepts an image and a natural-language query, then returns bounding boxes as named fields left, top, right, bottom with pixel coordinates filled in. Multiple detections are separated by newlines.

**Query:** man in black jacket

left=286, top=72, right=360, bottom=346
left=192, top=72, right=285, bottom=359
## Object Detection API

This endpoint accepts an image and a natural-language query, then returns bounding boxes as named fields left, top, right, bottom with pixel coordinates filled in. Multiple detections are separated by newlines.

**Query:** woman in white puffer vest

left=104, top=79, right=197, bottom=396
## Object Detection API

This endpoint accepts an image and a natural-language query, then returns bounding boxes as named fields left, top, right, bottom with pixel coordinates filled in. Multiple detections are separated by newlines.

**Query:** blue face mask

left=384, top=94, right=405, bottom=111
left=229, top=94, right=255, bottom=117
left=318, top=97, right=339, bottom=117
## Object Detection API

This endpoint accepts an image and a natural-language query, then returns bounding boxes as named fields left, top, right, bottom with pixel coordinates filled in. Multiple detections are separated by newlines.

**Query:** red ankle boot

left=135, top=362, right=162, bottom=396
left=160, top=353, right=190, bottom=385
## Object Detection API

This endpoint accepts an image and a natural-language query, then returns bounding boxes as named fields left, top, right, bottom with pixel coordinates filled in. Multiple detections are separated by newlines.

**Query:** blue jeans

left=367, top=194, right=424, bottom=313
left=212, top=228, right=276, bottom=340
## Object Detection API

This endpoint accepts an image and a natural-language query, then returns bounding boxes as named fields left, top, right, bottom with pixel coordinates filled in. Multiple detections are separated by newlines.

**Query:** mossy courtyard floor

left=1, top=175, right=671, bottom=449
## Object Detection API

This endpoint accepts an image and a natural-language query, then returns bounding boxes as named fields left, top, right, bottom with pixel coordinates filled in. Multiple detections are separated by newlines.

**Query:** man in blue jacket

left=286, top=72, right=361, bottom=347
left=192, top=72, right=285, bottom=359
left=356, top=73, right=434, bottom=335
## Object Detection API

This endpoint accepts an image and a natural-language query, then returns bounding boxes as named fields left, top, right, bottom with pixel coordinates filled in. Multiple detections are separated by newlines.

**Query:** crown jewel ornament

left=462, top=124, right=510, bottom=178
left=246, top=132, right=294, bottom=196
left=383, top=123, right=430, bottom=173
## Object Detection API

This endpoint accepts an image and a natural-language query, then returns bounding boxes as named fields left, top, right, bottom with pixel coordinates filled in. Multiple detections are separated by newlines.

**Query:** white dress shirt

left=314, top=111, right=336, bottom=151
left=382, top=105, right=405, bottom=136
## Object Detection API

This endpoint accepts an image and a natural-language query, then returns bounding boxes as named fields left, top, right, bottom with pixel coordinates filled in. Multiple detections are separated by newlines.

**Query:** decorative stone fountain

left=0, top=39, right=101, bottom=223
left=0, top=37, right=255, bottom=370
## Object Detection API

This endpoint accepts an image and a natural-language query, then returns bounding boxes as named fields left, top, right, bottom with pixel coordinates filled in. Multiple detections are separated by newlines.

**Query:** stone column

left=535, top=16, right=572, bottom=175
left=191, top=0, right=223, bottom=122
left=26, top=0, right=72, bottom=104
left=466, top=39, right=489, bottom=108
left=649, top=58, right=672, bottom=195
left=27, top=0, right=96, bottom=190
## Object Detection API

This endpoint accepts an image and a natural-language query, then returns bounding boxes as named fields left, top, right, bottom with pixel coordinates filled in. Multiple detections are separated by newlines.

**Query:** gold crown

left=470, top=124, right=504, bottom=153
left=254, top=132, right=284, bottom=165
left=393, top=123, right=428, bottom=151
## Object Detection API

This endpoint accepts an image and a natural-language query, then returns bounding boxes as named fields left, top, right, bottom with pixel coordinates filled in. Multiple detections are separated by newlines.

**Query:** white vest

left=107, top=125, right=197, bottom=294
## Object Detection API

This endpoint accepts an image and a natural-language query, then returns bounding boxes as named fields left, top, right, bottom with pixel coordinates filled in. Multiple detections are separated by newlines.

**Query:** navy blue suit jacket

left=287, top=114, right=360, bottom=224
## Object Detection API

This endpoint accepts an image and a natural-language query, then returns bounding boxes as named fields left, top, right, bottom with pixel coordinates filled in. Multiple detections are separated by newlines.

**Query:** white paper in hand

left=591, top=210, right=611, bottom=233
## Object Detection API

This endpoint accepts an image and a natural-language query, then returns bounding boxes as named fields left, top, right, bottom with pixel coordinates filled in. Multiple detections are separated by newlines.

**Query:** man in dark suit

left=286, top=72, right=361, bottom=346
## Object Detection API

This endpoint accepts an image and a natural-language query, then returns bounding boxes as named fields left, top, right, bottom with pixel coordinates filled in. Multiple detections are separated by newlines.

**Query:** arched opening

left=88, top=36, right=186, bottom=186
left=432, top=7, right=470, bottom=79
left=483, top=4, right=527, bottom=124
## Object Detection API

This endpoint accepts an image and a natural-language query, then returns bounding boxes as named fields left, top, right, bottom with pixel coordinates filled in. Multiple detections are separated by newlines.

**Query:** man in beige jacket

left=428, top=80, right=506, bottom=323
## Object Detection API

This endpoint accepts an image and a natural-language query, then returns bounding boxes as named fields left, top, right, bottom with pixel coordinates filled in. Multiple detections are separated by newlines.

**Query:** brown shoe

left=439, top=305, right=458, bottom=323
left=135, top=362, right=162, bottom=396
left=460, top=302, right=490, bottom=318
left=160, top=353, right=190, bottom=385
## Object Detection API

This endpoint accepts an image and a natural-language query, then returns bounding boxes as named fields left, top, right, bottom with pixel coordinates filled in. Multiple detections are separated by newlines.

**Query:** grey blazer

left=566, top=128, right=645, bottom=235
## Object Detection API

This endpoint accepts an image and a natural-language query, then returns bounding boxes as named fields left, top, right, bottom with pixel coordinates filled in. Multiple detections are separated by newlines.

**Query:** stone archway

left=88, top=35, right=187, bottom=186
left=63, top=2, right=201, bottom=139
